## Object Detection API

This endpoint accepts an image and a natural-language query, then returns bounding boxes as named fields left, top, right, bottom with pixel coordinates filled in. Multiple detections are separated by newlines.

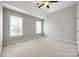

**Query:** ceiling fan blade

left=48, top=1, right=58, bottom=3
left=47, top=5, right=49, bottom=8
left=38, top=3, right=44, bottom=8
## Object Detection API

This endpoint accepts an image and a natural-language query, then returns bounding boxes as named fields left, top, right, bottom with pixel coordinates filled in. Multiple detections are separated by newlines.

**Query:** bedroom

left=0, top=1, right=79, bottom=57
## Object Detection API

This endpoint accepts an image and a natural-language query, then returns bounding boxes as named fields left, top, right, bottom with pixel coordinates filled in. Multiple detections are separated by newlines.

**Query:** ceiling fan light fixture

left=44, top=2, right=49, bottom=5
left=37, top=1, right=58, bottom=9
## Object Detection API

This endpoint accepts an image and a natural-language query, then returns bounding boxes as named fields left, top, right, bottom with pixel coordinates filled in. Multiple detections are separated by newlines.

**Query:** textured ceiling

left=32, top=1, right=77, bottom=13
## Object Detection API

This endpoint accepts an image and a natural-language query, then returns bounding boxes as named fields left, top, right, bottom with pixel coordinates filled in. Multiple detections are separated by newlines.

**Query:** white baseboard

left=44, top=35, right=77, bottom=45
left=3, top=37, right=34, bottom=46
left=4, top=37, right=43, bottom=46
left=4, top=35, right=77, bottom=46
left=3, top=35, right=42, bottom=46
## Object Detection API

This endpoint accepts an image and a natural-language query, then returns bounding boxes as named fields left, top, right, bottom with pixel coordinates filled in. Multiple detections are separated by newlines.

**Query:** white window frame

left=10, top=15, right=23, bottom=37
left=36, top=21, right=42, bottom=34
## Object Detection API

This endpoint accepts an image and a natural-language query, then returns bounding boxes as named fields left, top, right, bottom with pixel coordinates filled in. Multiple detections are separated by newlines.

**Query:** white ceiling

left=2, top=1, right=77, bottom=19
left=2, top=1, right=48, bottom=19
left=32, top=1, right=77, bottom=13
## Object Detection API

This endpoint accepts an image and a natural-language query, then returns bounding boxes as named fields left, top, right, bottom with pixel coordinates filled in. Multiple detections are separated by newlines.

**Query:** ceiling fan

left=37, top=1, right=58, bottom=9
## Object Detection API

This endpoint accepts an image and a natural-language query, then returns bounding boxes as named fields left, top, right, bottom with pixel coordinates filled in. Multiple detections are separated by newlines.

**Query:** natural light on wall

left=36, top=21, right=42, bottom=34
left=10, top=15, right=23, bottom=36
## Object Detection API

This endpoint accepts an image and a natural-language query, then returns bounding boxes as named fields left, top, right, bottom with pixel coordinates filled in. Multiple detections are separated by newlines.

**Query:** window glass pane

left=10, top=15, right=23, bottom=36
left=36, top=21, right=42, bottom=34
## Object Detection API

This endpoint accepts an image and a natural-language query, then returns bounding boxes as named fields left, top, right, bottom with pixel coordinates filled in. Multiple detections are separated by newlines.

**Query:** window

left=10, top=15, right=23, bottom=36
left=36, top=21, right=42, bottom=34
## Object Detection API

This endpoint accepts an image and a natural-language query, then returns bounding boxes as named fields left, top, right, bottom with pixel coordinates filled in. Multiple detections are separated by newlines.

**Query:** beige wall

left=44, top=4, right=76, bottom=42
left=3, top=8, right=43, bottom=43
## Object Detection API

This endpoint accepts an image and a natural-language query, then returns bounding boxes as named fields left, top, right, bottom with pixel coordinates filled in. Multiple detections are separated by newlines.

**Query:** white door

left=77, top=2, right=79, bottom=53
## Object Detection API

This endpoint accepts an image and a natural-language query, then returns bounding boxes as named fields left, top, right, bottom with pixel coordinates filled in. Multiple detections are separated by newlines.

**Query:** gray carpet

left=1, top=37, right=78, bottom=57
